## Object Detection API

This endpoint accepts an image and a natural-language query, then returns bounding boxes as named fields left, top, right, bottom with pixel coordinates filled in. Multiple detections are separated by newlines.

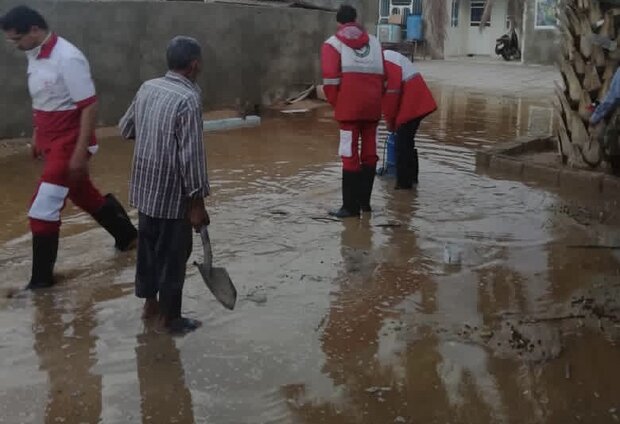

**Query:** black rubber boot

left=395, top=149, right=419, bottom=190
left=27, top=233, right=59, bottom=290
left=359, top=165, right=376, bottom=213
left=92, top=194, right=138, bottom=251
left=329, top=171, right=361, bottom=218
left=412, top=148, right=419, bottom=185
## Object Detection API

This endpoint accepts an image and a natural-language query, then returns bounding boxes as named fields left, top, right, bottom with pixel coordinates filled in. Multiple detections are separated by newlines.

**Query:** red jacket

left=321, top=23, right=384, bottom=122
left=383, top=50, right=437, bottom=131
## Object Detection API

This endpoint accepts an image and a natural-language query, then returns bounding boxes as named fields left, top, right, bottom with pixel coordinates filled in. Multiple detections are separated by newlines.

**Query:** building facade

left=374, top=0, right=559, bottom=65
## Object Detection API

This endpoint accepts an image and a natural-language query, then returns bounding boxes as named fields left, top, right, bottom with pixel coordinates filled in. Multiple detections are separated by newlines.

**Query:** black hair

left=336, top=4, right=357, bottom=24
left=166, top=36, right=202, bottom=71
left=0, top=6, right=48, bottom=34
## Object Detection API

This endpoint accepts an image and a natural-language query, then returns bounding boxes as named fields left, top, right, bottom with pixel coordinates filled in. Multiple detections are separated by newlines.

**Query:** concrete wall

left=0, top=0, right=341, bottom=138
left=360, top=0, right=378, bottom=35
left=521, top=0, right=559, bottom=65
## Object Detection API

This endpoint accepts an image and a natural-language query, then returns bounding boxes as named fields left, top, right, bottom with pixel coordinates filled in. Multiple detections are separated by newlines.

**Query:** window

left=506, top=14, right=513, bottom=29
left=391, top=0, right=413, bottom=6
left=451, top=0, right=460, bottom=27
left=470, top=0, right=490, bottom=27
left=379, top=0, right=390, bottom=18
left=411, top=0, right=423, bottom=15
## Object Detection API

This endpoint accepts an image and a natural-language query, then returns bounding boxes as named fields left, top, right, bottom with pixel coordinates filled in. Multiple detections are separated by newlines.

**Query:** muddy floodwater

left=1, top=84, right=620, bottom=424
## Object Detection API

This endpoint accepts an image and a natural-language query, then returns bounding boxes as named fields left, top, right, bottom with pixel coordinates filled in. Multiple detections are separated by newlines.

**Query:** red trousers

left=29, top=138, right=105, bottom=236
left=338, top=121, right=379, bottom=172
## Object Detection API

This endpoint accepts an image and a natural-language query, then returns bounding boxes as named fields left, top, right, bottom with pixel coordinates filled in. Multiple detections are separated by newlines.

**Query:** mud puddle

left=1, top=86, right=619, bottom=423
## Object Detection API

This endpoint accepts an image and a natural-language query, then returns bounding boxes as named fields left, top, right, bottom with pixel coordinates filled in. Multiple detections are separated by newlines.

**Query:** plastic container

left=406, top=15, right=423, bottom=41
left=386, top=132, right=396, bottom=170
left=377, top=24, right=403, bottom=43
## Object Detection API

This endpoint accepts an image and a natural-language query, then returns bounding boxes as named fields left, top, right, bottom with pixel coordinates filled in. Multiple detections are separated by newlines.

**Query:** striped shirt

left=119, top=71, right=209, bottom=219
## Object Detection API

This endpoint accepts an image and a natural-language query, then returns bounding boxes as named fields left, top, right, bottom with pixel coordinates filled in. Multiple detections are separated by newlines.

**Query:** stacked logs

left=557, top=0, right=620, bottom=168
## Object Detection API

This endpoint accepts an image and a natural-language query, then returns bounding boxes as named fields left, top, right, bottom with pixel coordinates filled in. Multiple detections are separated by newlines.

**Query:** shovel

left=193, top=225, right=237, bottom=310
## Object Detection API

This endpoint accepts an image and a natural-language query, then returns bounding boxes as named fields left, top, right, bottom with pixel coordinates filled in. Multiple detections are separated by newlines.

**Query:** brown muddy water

left=1, top=85, right=620, bottom=424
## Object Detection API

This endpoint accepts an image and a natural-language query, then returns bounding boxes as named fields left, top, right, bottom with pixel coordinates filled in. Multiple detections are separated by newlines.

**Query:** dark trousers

left=395, top=118, right=422, bottom=188
left=136, top=213, right=192, bottom=319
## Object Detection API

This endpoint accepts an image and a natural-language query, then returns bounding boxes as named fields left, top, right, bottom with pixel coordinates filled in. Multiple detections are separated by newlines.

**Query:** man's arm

left=177, top=98, right=210, bottom=230
left=69, top=101, right=97, bottom=181
left=591, top=68, right=620, bottom=125
left=321, top=41, right=342, bottom=108
left=60, top=55, right=98, bottom=180
left=30, top=126, right=41, bottom=159
left=119, top=97, right=137, bottom=140
left=382, top=60, right=403, bottom=132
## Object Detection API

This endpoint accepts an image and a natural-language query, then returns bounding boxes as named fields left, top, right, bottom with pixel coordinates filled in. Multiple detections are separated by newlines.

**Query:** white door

left=467, top=0, right=494, bottom=55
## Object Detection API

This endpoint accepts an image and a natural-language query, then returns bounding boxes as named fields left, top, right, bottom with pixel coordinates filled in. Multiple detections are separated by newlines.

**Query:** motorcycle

left=495, top=28, right=521, bottom=61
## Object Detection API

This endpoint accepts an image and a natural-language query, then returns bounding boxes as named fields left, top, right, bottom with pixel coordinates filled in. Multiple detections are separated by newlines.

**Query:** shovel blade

left=195, top=263, right=237, bottom=310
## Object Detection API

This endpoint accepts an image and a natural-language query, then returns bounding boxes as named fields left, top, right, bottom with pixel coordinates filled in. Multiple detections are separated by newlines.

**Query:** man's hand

left=30, top=143, right=42, bottom=160
left=30, top=130, right=41, bottom=160
left=189, top=197, right=210, bottom=231
left=68, top=148, right=89, bottom=183
left=70, top=102, right=97, bottom=183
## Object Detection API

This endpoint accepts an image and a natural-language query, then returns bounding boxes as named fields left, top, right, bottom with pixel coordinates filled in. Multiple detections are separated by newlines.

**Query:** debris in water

left=375, top=223, right=402, bottom=228
left=565, top=363, right=571, bottom=380
left=281, top=109, right=310, bottom=114
left=365, top=386, right=392, bottom=394
left=567, top=244, right=620, bottom=250
left=3, top=288, right=20, bottom=299
left=480, top=329, right=494, bottom=340
left=311, top=216, right=340, bottom=223
left=246, top=291, right=268, bottom=305
left=443, top=244, right=462, bottom=265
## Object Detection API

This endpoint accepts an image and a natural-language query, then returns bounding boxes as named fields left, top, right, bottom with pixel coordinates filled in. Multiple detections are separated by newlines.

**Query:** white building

left=445, top=0, right=513, bottom=57
left=374, top=0, right=559, bottom=64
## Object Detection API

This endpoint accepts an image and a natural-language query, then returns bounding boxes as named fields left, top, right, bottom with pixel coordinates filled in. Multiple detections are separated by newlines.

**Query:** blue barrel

left=378, top=132, right=397, bottom=176
left=386, top=133, right=396, bottom=171
left=406, top=15, right=423, bottom=41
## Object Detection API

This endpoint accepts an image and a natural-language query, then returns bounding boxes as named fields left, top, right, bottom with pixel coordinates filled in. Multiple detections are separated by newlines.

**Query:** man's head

left=336, top=4, right=357, bottom=24
left=167, top=36, right=202, bottom=82
left=1, top=6, right=49, bottom=51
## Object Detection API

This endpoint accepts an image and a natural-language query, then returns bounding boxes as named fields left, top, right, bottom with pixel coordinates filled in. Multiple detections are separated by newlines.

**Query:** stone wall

left=0, top=0, right=344, bottom=138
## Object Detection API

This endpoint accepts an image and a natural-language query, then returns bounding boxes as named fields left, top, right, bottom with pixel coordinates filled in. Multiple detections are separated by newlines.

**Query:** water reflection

left=427, top=84, right=555, bottom=148
left=1, top=83, right=619, bottom=424
left=32, top=289, right=107, bottom=423
left=136, top=331, right=195, bottom=424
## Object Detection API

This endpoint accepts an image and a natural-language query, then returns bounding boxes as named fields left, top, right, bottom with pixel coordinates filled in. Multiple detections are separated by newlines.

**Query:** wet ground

left=1, top=80, right=620, bottom=424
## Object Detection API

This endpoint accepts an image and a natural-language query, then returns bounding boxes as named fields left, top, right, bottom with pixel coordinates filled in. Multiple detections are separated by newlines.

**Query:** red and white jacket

left=321, top=23, right=384, bottom=122
left=383, top=50, right=437, bottom=131
left=26, top=33, right=98, bottom=154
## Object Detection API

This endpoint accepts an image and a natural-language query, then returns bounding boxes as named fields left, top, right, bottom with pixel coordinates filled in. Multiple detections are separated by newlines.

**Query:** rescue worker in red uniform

left=383, top=48, right=437, bottom=189
left=321, top=5, right=384, bottom=217
left=1, top=6, right=137, bottom=289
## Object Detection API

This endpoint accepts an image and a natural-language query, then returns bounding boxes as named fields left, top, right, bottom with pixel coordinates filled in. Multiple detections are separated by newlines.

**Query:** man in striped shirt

left=119, top=36, right=210, bottom=334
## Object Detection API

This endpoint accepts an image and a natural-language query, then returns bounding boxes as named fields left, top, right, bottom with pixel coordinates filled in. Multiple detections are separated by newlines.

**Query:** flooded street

left=1, top=82, right=620, bottom=424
